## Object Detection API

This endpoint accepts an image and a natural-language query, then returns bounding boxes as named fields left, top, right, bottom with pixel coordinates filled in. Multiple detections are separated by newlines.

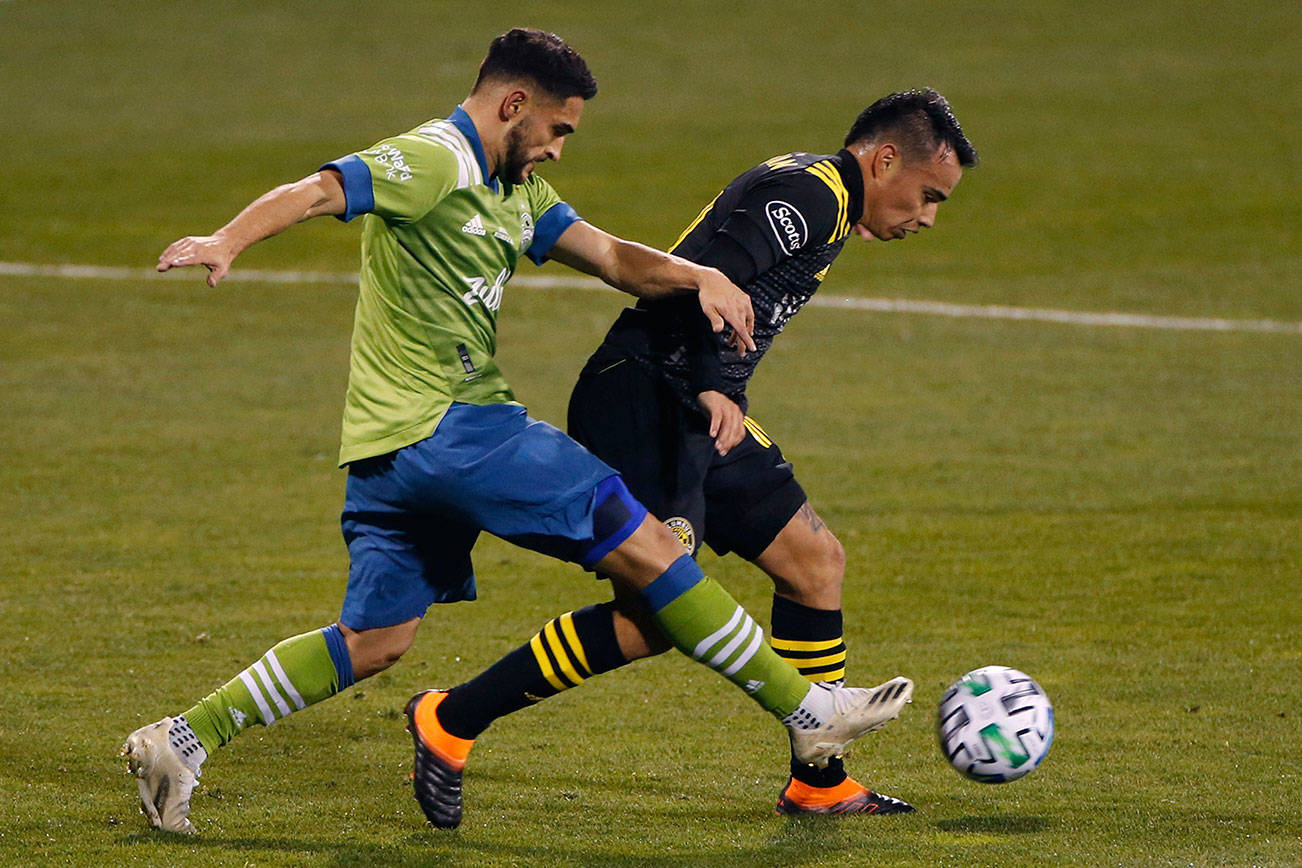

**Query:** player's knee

left=775, top=531, right=845, bottom=604
left=367, top=641, right=409, bottom=675
left=806, top=532, right=846, bottom=598
left=343, top=621, right=417, bottom=680
left=597, top=514, right=691, bottom=587
left=642, top=518, right=694, bottom=563
left=822, top=532, right=846, bottom=583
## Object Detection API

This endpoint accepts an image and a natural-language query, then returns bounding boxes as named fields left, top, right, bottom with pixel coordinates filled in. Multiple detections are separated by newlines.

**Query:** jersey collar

left=450, top=105, right=499, bottom=194
left=835, top=149, right=865, bottom=226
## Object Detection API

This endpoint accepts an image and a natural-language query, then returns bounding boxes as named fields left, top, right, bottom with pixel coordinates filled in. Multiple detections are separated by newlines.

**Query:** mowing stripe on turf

left=2, top=260, right=1298, bottom=335
left=810, top=295, right=1302, bottom=334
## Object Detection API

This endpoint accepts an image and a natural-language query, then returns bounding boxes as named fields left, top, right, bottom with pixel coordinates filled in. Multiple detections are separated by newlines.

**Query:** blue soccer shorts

left=339, top=402, right=647, bottom=630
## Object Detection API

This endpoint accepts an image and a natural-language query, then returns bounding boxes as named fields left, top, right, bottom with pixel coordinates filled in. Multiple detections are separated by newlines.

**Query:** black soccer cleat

left=405, top=689, right=474, bottom=829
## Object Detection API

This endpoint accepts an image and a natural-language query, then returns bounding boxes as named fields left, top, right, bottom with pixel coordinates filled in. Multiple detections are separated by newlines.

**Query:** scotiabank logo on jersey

left=765, top=200, right=808, bottom=254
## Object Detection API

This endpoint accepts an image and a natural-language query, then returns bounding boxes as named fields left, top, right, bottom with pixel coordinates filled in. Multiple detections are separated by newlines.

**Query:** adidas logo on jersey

left=461, top=214, right=486, bottom=236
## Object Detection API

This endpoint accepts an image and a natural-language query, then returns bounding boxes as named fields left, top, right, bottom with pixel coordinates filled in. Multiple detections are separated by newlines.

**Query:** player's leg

left=754, top=505, right=913, bottom=814
left=412, top=503, right=908, bottom=822
left=593, top=513, right=814, bottom=715
left=404, top=405, right=910, bottom=826
left=571, top=355, right=887, bottom=733
left=414, top=353, right=689, bottom=749
left=591, top=514, right=913, bottom=772
left=703, top=418, right=913, bottom=815
left=563, top=344, right=693, bottom=663
left=123, top=453, right=475, bottom=833
left=121, top=620, right=360, bottom=834
left=567, top=366, right=837, bottom=720
left=428, top=585, right=667, bottom=745
left=421, top=351, right=749, bottom=748
left=153, top=613, right=425, bottom=765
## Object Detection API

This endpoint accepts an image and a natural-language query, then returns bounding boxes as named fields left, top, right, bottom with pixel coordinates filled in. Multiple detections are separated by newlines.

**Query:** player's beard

left=501, top=121, right=535, bottom=185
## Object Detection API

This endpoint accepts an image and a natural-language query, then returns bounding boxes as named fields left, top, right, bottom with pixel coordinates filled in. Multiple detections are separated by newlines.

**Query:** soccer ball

left=937, top=665, right=1054, bottom=783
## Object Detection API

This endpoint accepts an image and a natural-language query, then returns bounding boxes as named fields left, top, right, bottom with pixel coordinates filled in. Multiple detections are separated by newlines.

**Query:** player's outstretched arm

left=548, top=222, right=756, bottom=353
left=157, top=169, right=347, bottom=287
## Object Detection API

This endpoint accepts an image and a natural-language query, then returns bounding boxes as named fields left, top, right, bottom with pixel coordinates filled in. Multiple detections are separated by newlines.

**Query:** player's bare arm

left=548, top=221, right=757, bottom=353
left=157, top=169, right=346, bottom=287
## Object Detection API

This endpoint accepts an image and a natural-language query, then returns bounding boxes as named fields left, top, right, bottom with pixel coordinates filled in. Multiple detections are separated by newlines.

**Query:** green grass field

left=2, top=1, right=1299, bottom=865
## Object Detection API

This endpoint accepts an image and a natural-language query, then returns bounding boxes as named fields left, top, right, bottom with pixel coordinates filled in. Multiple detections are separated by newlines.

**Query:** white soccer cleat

left=121, top=717, right=197, bottom=834
left=787, top=677, right=914, bottom=768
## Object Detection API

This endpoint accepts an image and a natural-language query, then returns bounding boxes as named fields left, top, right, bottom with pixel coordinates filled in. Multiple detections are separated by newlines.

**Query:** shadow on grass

left=117, top=823, right=859, bottom=867
left=431, top=830, right=857, bottom=868
left=767, top=813, right=847, bottom=851
left=934, top=815, right=1050, bottom=834
left=119, top=831, right=462, bottom=866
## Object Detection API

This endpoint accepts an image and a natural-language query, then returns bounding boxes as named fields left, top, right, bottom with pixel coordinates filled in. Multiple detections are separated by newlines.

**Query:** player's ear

left=873, top=143, right=899, bottom=177
left=499, top=88, right=530, bottom=122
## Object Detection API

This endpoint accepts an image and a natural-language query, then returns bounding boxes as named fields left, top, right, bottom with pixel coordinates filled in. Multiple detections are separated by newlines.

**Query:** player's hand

left=695, top=268, right=756, bottom=356
left=157, top=235, right=237, bottom=287
left=697, top=390, right=745, bottom=456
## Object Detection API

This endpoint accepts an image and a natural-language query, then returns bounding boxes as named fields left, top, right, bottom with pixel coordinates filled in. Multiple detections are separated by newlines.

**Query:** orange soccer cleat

left=405, top=690, right=475, bottom=829
left=775, top=776, right=914, bottom=815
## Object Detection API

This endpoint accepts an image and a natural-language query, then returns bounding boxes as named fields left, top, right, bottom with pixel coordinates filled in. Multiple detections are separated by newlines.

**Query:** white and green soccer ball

left=937, top=665, right=1054, bottom=783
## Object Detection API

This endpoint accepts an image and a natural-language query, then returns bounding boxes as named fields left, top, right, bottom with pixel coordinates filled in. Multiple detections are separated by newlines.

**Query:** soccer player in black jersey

left=420, top=90, right=977, bottom=819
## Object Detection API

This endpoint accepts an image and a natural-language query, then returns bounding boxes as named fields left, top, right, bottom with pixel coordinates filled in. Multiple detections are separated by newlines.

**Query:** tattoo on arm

left=799, top=502, right=826, bottom=533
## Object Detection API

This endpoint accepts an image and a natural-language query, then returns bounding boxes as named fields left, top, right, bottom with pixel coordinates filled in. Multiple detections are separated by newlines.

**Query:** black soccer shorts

left=567, top=347, right=807, bottom=561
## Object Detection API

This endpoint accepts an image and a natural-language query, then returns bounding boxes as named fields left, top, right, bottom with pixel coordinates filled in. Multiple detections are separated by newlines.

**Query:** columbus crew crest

left=664, top=517, right=695, bottom=554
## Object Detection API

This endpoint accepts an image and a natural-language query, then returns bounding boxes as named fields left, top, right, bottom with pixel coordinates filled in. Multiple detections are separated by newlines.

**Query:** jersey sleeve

left=685, top=306, right=727, bottom=397
left=690, top=171, right=843, bottom=285
left=522, top=175, right=582, bottom=265
left=320, top=134, right=461, bottom=224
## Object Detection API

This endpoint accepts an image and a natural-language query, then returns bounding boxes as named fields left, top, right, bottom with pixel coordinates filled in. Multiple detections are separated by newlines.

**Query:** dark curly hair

left=845, top=89, right=977, bottom=167
left=473, top=28, right=598, bottom=101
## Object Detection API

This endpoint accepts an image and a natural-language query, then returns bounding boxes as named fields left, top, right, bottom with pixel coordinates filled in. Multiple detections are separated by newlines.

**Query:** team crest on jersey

left=520, top=210, right=535, bottom=249
left=765, top=200, right=807, bottom=254
left=664, top=517, right=695, bottom=554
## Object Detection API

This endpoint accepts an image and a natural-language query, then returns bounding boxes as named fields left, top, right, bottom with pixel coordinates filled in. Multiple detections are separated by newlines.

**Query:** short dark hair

left=845, top=89, right=977, bottom=167
left=473, top=28, right=598, bottom=101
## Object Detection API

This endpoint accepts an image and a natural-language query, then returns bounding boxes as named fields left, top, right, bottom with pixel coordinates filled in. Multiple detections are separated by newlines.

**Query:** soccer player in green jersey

left=122, top=28, right=912, bottom=834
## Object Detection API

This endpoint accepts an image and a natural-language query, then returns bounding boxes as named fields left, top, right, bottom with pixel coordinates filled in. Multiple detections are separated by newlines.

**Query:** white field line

left=3, top=260, right=1299, bottom=335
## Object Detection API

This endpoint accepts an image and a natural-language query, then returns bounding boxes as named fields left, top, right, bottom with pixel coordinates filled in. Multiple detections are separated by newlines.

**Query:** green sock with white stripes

left=642, top=556, right=810, bottom=718
left=180, top=624, right=354, bottom=754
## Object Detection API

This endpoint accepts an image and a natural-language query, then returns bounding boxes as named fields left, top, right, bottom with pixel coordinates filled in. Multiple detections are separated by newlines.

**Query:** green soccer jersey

left=324, top=106, right=581, bottom=465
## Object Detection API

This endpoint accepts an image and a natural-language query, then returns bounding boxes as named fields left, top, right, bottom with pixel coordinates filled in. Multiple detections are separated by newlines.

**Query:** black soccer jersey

left=598, top=149, right=864, bottom=409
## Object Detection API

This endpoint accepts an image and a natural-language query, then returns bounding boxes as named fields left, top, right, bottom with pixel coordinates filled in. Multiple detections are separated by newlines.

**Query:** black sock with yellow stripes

left=436, top=602, right=626, bottom=740
left=770, top=594, right=851, bottom=788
